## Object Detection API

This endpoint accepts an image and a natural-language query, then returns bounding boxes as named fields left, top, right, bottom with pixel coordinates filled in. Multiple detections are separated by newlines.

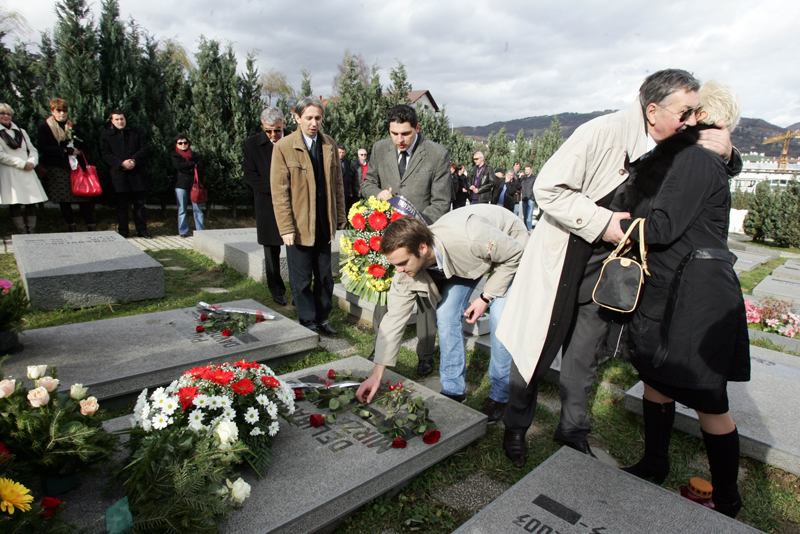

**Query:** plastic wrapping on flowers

left=340, top=197, right=402, bottom=305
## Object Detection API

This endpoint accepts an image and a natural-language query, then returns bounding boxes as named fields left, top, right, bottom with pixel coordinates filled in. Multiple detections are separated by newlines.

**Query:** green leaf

left=326, top=414, right=336, bottom=424
left=329, top=399, right=340, bottom=410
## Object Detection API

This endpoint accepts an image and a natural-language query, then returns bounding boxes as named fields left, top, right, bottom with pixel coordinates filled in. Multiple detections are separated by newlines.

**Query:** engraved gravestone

left=752, top=275, right=800, bottom=304
left=13, top=231, right=164, bottom=309
left=731, top=251, right=772, bottom=272
left=453, top=447, right=763, bottom=534
left=772, top=262, right=800, bottom=281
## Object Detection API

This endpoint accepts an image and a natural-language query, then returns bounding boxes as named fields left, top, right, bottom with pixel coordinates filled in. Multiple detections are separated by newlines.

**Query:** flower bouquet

left=339, top=197, right=403, bottom=305
left=745, top=299, right=800, bottom=338
left=122, top=360, right=295, bottom=532
left=0, top=358, right=116, bottom=483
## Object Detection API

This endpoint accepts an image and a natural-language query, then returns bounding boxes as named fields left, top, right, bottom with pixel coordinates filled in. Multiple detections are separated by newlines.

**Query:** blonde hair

left=698, top=80, right=741, bottom=132
left=49, top=98, right=69, bottom=111
left=0, top=103, right=13, bottom=115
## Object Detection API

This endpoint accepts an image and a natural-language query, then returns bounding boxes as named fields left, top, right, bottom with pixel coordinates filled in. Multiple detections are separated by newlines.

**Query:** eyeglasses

left=473, top=158, right=481, bottom=161
left=54, top=108, right=68, bottom=113
left=177, top=141, right=189, bottom=146
left=657, top=103, right=698, bottom=123
left=264, top=128, right=283, bottom=134
left=0, top=112, right=11, bottom=116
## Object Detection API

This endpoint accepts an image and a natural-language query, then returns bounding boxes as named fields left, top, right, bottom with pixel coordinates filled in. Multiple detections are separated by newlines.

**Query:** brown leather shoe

left=480, top=397, right=507, bottom=424
left=504, top=429, right=527, bottom=468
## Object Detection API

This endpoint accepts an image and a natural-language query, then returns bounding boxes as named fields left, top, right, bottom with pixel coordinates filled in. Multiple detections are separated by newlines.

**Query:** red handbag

left=190, top=167, right=208, bottom=204
left=71, top=150, right=102, bottom=197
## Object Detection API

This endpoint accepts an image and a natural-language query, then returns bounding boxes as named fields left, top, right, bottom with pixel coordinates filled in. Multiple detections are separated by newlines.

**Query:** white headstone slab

left=732, top=251, right=772, bottom=272
left=753, top=275, right=800, bottom=303
left=772, top=263, right=800, bottom=280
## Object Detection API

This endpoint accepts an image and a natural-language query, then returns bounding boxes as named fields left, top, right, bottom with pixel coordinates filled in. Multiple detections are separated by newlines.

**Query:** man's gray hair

left=260, top=106, right=284, bottom=125
left=294, top=96, right=325, bottom=118
left=639, top=69, right=700, bottom=109
left=474, top=151, right=485, bottom=159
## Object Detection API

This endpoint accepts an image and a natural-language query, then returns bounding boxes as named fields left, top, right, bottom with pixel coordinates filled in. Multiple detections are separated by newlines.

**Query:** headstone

left=2, top=300, right=317, bottom=403
left=59, top=356, right=487, bottom=534
left=193, top=228, right=343, bottom=283
left=12, top=231, right=164, bottom=309
left=623, top=345, right=800, bottom=476
left=453, top=447, right=762, bottom=534
left=773, top=260, right=800, bottom=281
left=732, top=251, right=772, bottom=272
left=753, top=275, right=800, bottom=304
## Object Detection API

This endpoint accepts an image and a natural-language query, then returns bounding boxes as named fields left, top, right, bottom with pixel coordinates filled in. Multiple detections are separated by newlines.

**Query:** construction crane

left=763, top=129, right=800, bottom=170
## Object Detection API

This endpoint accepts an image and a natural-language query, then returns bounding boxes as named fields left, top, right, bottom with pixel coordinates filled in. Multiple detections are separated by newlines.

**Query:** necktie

left=310, top=139, right=317, bottom=163
left=399, top=151, right=408, bottom=177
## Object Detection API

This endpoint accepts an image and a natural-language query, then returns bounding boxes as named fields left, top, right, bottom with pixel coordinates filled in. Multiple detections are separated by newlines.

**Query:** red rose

left=369, top=235, right=382, bottom=251
left=310, top=414, right=325, bottom=427
left=423, top=430, right=441, bottom=444
left=261, top=376, right=281, bottom=388
left=222, top=329, right=232, bottom=337
left=390, top=212, right=403, bottom=222
left=368, top=211, right=388, bottom=230
left=327, top=369, right=337, bottom=379
left=294, top=388, right=305, bottom=401
left=351, top=212, right=366, bottom=229
left=196, top=325, right=204, bottom=333
left=392, top=437, right=407, bottom=449
left=40, top=496, right=62, bottom=519
left=353, top=239, right=369, bottom=255
left=177, top=386, right=199, bottom=411
left=231, top=378, right=255, bottom=396
left=200, top=313, right=209, bottom=321
left=368, top=264, right=386, bottom=278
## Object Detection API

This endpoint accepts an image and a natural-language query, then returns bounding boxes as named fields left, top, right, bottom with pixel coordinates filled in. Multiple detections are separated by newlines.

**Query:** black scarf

left=0, top=126, right=22, bottom=150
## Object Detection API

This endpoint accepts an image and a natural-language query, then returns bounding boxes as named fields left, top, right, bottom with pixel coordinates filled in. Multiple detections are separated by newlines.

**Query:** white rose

left=38, top=376, right=60, bottom=392
left=0, top=379, right=15, bottom=398
left=27, top=365, right=48, bottom=380
left=70, top=384, right=89, bottom=400
left=79, top=396, right=99, bottom=416
left=215, top=420, right=238, bottom=445
left=226, top=478, right=251, bottom=503
left=27, top=386, right=50, bottom=407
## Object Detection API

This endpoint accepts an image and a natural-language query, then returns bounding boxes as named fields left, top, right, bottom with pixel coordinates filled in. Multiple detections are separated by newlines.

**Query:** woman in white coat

left=0, top=103, right=48, bottom=233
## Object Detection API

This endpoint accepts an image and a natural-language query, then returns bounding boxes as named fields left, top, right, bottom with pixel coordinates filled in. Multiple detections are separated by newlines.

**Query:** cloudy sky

left=13, top=0, right=800, bottom=128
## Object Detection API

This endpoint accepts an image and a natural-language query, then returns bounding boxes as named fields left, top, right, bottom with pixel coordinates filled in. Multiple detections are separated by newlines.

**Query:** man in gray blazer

left=360, top=105, right=451, bottom=376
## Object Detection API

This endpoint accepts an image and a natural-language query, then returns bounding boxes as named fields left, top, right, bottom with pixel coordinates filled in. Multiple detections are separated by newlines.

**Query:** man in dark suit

left=360, top=104, right=451, bottom=376
left=338, top=145, right=358, bottom=215
left=243, top=107, right=288, bottom=306
left=99, top=110, right=151, bottom=238
left=467, top=151, right=495, bottom=204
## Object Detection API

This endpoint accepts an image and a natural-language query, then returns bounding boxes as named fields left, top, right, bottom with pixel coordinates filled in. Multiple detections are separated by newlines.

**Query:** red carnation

left=351, top=213, right=366, bottom=230
left=423, top=430, right=441, bottom=444
left=177, top=386, right=199, bottom=411
left=207, top=369, right=234, bottom=386
left=310, top=414, right=325, bottom=427
left=327, top=369, right=337, bottom=379
left=256, top=312, right=265, bottom=323
left=231, top=378, right=255, bottom=396
left=261, top=376, right=281, bottom=388
left=368, top=264, right=386, bottom=278
left=392, top=437, right=407, bottom=449
left=368, top=211, right=388, bottom=230
left=196, top=325, right=204, bottom=333
left=295, top=388, right=305, bottom=401
left=200, top=313, right=209, bottom=321
left=40, top=496, right=62, bottom=519
left=390, top=211, right=403, bottom=222
left=369, top=235, right=382, bottom=251
left=222, top=329, right=232, bottom=337
left=353, top=239, right=369, bottom=255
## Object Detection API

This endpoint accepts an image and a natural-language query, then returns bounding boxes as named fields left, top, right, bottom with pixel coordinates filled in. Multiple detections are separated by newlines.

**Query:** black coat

left=171, top=151, right=203, bottom=190
left=37, top=121, right=89, bottom=168
left=243, top=131, right=282, bottom=246
left=99, top=125, right=150, bottom=192
left=467, top=164, right=495, bottom=203
left=340, top=157, right=358, bottom=198
left=621, top=128, right=750, bottom=390
left=492, top=177, right=520, bottom=211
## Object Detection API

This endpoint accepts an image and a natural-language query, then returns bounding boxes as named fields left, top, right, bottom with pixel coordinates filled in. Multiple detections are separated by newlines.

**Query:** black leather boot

left=703, top=427, right=743, bottom=519
left=621, top=399, right=675, bottom=484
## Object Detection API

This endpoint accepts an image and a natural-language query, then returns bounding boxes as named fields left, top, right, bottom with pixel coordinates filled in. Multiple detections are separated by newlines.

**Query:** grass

left=739, top=257, right=789, bottom=294
left=2, top=244, right=799, bottom=533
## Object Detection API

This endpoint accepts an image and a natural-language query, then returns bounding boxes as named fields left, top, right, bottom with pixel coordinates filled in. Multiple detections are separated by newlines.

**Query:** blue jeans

left=175, top=188, right=205, bottom=235
left=437, top=276, right=514, bottom=403
left=522, top=199, right=536, bottom=231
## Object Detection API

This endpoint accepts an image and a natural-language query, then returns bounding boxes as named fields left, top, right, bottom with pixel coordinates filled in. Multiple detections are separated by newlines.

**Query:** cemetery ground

left=1, top=233, right=799, bottom=533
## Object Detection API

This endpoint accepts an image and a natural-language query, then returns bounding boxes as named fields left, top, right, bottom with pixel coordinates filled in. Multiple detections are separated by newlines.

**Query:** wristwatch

left=479, top=293, right=492, bottom=306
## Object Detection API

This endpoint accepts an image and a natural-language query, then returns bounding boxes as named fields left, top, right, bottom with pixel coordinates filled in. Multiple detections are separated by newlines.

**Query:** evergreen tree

left=486, top=126, right=511, bottom=171
left=514, top=128, right=533, bottom=167
left=744, top=180, right=772, bottom=242
left=767, top=181, right=800, bottom=247
left=7, top=43, right=48, bottom=137
left=331, top=50, right=369, bottom=95
left=239, top=52, right=262, bottom=138
left=97, top=0, right=139, bottom=112
left=324, top=54, right=368, bottom=156
left=386, top=61, right=411, bottom=107
left=447, top=130, right=475, bottom=168
left=299, top=68, right=312, bottom=98
left=532, top=116, right=564, bottom=174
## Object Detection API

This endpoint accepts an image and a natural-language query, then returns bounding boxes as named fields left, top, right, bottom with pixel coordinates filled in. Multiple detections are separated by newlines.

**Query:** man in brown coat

left=270, top=96, right=346, bottom=335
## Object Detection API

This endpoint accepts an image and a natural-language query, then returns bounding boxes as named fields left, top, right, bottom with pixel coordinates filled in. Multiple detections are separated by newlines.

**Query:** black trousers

left=115, top=191, right=147, bottom=235
left=263, top=245, right=286, bottom=299
left=371, top=298, right=437, bottom=362
left=286, top=239, right=333, bottom=328
left=59, top=201, right=96, bottom=225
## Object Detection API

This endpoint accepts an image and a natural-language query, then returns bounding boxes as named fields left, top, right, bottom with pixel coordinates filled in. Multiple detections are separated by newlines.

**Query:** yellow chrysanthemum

left=367, top=196, right=391, bottom=213
left=0, top=478, right=33, bottom=515
left=339, top=234, right=353, bottom=254
left=342, top=262, right=361, bottom=281
left=367, top=278, right=390, bottom=292
left=348, top=202, right=365, bottom=219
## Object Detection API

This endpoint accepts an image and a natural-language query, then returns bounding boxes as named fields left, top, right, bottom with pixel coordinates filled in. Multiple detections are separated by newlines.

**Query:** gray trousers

left=372, top=297, right=437, bottom=362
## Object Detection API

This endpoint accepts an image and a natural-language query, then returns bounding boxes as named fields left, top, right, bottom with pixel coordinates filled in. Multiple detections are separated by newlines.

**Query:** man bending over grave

left=356, top=204, right=528, bottom=424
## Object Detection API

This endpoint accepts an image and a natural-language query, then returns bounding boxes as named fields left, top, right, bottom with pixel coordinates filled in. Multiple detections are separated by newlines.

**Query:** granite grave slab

left=2, top=300, right=318, bottom=402
left=453, top=447, right=762, bottom=534
left=732, top=250, right=773, bottom=272
left=59, top=356, right=487, bottom=534
left=752, top=275, right=800, bottom=304
left=12, top=231, right=164, bottom=309
left=773, top=262, right=800, bottom=280
left=193, top=228, right=343, bottom=283
left=623, top=345, right=800, bottom=475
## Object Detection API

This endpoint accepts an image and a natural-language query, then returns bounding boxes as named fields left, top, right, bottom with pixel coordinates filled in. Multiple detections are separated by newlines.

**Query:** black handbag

left=592, top=218, right=649, bottom=313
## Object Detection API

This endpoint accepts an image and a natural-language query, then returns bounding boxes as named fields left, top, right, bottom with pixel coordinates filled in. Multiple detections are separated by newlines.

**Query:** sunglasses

left=657, top=103, right=698, bottom=123
left=177, top=141, right=189, bottom=145
left=54, top=108, right=68, bottom=113
left=264, top=128, right=283, bottom=134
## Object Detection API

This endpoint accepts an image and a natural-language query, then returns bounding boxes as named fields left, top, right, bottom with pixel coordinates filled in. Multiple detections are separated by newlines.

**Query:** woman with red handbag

left=170, top=134, right=205, bottom=237
left=36, top=98, right=97, bottom=231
